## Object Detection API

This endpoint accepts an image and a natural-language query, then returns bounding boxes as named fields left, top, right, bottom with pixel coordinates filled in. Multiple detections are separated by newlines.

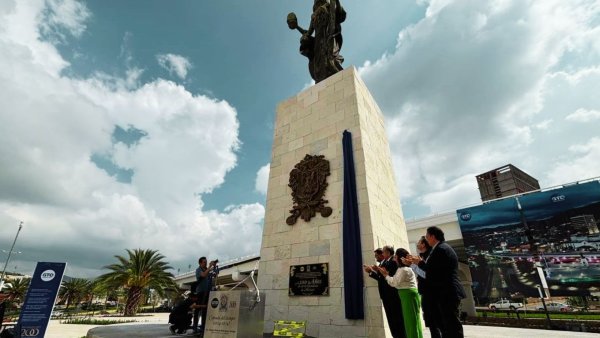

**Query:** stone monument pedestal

left=258, top=67, right=408, bottom=338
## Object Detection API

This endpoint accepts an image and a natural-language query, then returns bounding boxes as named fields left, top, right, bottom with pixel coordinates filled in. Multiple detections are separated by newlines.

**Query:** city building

left=476, top=164, right=540, bottom=202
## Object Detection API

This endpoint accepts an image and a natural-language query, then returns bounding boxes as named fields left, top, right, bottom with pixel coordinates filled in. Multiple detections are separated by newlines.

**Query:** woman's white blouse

left=385, top=266, right=417, bottom=289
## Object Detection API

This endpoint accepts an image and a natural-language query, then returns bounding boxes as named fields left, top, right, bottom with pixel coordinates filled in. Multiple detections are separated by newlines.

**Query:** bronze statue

left=287, top=0, right=346, bottom=83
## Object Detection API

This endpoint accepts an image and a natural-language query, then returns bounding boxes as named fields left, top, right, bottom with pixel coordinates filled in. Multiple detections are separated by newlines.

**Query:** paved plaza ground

left=41, top=313, right=600, bottom=338
left=86, top=323, right=599, bottom=338
left=44, top=313, right=170, bottom=338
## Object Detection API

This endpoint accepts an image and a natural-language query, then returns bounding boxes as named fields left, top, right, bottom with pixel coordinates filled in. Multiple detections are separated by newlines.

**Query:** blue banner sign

left=457, top=181, right=600, bottom=301
left=17, top=262, right=66, bottom=338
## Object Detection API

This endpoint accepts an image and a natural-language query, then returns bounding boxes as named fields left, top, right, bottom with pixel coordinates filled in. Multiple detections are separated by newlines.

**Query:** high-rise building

left=476, top=164, right=540, bottom=202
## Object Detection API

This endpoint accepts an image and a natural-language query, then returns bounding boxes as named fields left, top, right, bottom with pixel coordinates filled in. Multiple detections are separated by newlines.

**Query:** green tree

left=59, top=278, right=91, bottom=309
left=4, top=277, right=30, bottom=305
left=92, top=279, right=116, bottom=309
left=96, top=249, right=178, bottom=316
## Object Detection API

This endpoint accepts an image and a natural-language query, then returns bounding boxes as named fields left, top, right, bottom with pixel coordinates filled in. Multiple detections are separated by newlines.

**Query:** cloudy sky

left=0, top=0, right=598, bottom=278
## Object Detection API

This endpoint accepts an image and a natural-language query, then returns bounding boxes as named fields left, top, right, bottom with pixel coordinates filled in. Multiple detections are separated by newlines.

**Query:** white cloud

left=39, top=0, right=91, bottom=41
left=545, top=138, right=600, bottom=185
left=533, top=119, right=553, bottom=130
left=0, top=0, right=262, bottom=277
left=255, top=164, right=270, bottom=195
left=119, top=31, right=134, bottom=67
left=566, top=108, right=600, bottom=122
left=359, top=0, right=600, bottom=214
left=157, top=53, right=193, bottom=80
left=419, top=174, right=481, bottom=213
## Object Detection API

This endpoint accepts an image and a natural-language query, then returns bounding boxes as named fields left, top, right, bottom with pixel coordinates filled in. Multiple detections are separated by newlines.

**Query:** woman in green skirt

left=378, top=248, right=423, bottom=338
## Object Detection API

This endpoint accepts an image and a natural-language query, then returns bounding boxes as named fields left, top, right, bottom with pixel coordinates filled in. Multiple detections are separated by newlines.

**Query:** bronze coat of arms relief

left=286, top=154, right=333, bottom=225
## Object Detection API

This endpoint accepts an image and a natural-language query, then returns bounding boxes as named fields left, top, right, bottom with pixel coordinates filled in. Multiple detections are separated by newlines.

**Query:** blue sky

left=1, top=0, right=599, bottom=277
left=60, top=0, right=426, bottom=212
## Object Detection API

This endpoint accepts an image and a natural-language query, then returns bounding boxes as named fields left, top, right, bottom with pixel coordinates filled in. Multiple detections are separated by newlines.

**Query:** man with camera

left=169, top=292, right=203, bottom=334
left=193, top=257, right=218, bottom=334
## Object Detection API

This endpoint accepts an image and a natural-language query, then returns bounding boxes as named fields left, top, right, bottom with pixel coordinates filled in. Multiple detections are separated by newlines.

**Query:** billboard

left=457, top=181, right=600, bottom=302
left=17, top=262, right=66, bottom=338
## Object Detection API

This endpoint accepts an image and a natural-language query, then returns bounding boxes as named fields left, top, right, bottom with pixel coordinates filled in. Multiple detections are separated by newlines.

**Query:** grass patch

left=62, top=318, right=136, bottom=325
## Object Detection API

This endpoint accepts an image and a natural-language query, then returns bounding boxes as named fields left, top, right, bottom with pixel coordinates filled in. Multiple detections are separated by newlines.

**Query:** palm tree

left=92, top=279, right=110, bottom=308
left=4, top=278, right=30, bottom=305
left=96, top=249, right=178, bottom=316
left=59, top=278, right=91, bottom=309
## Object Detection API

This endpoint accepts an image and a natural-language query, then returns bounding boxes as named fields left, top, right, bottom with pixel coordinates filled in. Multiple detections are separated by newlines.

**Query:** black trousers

left=420, top=293, right=441, bottom=338
left=431, top=298, right=463, bottom=338
left=192, top=291, right=209, bottom=331
left=381, top=290, right=406, bottom=338
left=169, top=312, right=192, bottom=332
left=0, top=302, right=5, bottom=325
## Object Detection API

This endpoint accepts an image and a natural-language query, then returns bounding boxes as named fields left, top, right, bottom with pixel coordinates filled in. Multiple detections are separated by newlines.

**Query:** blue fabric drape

left=342, top=130, right=364, bottom=319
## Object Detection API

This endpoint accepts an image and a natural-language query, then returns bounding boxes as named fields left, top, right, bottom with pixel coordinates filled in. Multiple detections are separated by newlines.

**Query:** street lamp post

left=515, top=197, right=536, bottom=252
left=0, top=221, right=24, bottom=292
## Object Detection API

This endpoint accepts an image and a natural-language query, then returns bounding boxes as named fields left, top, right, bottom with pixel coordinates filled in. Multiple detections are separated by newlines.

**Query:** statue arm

left=296, top=26, right=308, bottom=35
left=287, top=12, right=309, bottom=36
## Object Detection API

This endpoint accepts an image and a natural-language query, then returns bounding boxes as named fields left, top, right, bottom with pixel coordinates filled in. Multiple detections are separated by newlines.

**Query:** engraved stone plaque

left=288, top=263, right=329, bottom=296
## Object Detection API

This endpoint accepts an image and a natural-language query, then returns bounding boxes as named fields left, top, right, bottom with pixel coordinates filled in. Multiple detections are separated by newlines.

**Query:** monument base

left=258, top=67, right=408, bottom=337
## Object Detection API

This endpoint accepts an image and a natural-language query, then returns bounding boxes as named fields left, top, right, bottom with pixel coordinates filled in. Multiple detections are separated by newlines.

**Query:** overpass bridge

left=172, top=254, right=260, bottom=291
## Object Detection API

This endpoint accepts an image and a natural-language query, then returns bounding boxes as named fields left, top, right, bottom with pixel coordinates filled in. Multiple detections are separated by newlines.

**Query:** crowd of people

left=363, top=226, right=465, bottom=338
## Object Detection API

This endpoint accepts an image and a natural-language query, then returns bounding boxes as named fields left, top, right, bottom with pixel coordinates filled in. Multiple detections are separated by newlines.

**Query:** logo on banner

left=21, top=328, right=41, bottom=337
left=551, top=194, right=566, bottom=203
left=460, top=212, right=472, bottom=221
left=219, top=294, right=229, bottom=311
left=40, top=270, right=56, bottom=282
left=210, top=298, right=219, bottom=309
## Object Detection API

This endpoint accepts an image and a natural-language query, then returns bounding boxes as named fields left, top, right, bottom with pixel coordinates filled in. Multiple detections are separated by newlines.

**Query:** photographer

left=193, top=257, right=218, bottom=334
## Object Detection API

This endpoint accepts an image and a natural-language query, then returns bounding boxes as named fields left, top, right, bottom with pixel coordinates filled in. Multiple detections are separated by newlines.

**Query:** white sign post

left=204, top=289, right=264, bottom=338
left=204, top=290, right=241, bottom=338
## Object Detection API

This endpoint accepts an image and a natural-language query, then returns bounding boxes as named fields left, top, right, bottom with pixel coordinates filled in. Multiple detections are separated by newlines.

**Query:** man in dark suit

left=364, top=246, right=405, bottom=338
left=415, top=226, right=465, bottom=338
left=405, top=236, right=441, bottom=338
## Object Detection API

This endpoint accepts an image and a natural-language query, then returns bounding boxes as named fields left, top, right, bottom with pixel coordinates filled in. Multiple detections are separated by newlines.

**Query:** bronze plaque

left=289, top=263, right=329, bottom=296
left=286, top=154, right=332, bottom=225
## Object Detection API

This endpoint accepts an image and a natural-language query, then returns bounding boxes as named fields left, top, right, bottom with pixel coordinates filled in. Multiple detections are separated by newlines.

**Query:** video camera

left=209, top=259, right=219, bottom=275
left=208, top=259, right=220, bottom=291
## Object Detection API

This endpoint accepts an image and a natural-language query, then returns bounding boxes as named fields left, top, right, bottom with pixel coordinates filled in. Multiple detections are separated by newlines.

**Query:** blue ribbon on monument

left=342, top=130, right=364, bottom=319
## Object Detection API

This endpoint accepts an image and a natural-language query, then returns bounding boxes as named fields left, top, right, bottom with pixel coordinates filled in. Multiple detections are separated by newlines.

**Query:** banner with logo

left=204, top=290, right=241, bottom=338
left=457, top=180, right=600, bottom=302
left=17, top=262, right=66, bottom=338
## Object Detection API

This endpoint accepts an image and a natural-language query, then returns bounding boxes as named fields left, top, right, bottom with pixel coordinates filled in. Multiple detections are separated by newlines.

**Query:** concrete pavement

left=88, top=324, right=194, bottom=337
left=44, top=313, right=170, bottom=338
left=85, top=322, right=599, bottom=338
left=35, top=313, right=600, bottom=338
